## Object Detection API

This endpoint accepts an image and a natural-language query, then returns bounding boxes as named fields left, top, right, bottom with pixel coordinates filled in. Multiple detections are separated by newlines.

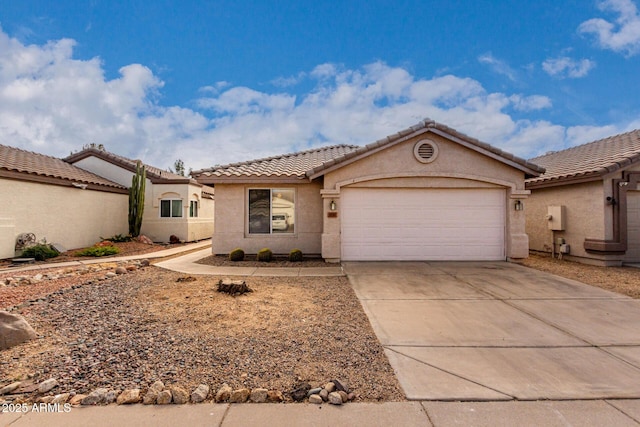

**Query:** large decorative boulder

left=0, top=311, right=37, bottom=350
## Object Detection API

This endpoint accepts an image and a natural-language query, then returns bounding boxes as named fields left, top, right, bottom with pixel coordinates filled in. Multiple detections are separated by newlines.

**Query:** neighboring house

left=65, top=148, right=214, bottom=243
left=0, top=145, right=129, bottom=259
left=192, top=119, right=543, bottom=262
left=526, top=129, right=640, bottom=266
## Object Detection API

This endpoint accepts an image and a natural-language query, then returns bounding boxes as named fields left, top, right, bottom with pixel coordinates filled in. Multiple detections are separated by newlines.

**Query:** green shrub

left=75, top=246, right=120, bottom=257
left=288, top=248, right=303, bottom=262
left=229, top=248, right=245, bottom=261
left=256, top=248, right=273, bottom=262
left=21, top=244, right=59, bottom=261
left=100, top=233, right=132, bottom=243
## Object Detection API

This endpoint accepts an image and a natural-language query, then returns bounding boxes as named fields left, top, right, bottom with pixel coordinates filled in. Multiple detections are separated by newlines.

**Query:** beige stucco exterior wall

left=321, top=133, right=531, bottom=261
left=73, top=157, right=214, bottom=242
left=143, top=182, right=214, bottom=242
left=526, top=181, right=605, bottom=260
left=0, top=179, right=127, bottom=259
left=211, top=182, right=323, bottom=255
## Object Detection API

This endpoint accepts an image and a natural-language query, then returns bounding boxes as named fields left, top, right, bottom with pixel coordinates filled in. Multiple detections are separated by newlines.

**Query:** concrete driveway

left=344, top=261, right=640, bottom=401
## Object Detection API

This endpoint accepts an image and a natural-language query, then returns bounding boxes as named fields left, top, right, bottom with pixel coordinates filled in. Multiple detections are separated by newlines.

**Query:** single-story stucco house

left=526, top=129, right=640, bottom=266
left=0, top=144, right=129, bottom=259
left=65, top=147, right=214, bottom=243
left=192, top=119, right=544, bottom=262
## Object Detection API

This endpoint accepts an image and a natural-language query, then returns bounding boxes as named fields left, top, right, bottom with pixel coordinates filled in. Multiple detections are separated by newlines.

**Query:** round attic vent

left=414, top=139, right=438, bottom=163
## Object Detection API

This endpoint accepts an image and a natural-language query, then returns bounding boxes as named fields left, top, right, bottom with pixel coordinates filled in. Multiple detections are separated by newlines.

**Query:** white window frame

left=189, top=200, right=198, bottom=218
left=160, top=199, right=183, bottom=218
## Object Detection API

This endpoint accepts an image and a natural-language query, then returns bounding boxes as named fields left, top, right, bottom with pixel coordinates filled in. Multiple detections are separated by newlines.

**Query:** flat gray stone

left=423, top=400, right=639, bottom=427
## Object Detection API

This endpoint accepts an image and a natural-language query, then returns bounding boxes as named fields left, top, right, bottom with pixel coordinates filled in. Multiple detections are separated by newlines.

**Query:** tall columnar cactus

left=128, top=161, right=146, bottom=237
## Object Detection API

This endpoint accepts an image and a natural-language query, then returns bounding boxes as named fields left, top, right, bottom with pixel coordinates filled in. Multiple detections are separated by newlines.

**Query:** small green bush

left=229, top=248, right=245, bottom=261
left=256, top=248, right=273, bottom=262
left=21, top=244, right=59, bottom=261
left=288, top=248, right=303, bottom=262
left=100, top=233, right=132, bottom=243
left=75, top=246, right=120, bottom=257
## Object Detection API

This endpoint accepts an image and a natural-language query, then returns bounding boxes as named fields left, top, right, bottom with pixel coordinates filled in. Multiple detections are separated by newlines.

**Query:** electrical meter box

left=547, top=205, right=566, bottom=231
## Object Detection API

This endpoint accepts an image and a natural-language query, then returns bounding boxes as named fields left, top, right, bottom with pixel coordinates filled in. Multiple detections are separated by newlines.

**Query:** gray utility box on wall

left=547, top=205, right=566, bottom=231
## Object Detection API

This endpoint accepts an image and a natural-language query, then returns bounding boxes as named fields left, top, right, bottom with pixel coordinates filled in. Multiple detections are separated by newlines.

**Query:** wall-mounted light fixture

left=330, top=200, right=337, bottom=211
left=606, top=196, right=617, bottom=206
left=514, top=200, right=523, bottom=211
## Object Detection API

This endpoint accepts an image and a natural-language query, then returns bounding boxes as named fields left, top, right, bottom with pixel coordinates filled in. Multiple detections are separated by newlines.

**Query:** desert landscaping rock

left=319, top=389, right=329, bottom=401
left=115, top=267, right=127, bottom=275
left=170, top=386, right=189, bottom=404
left=333, top=379, right=349, bottom=393
left=156, top=390, right=172, bottom=405
left=0, top=311, right=37, bottom=350
left=0, top=267, right=404, bottom=404
left=81, top=388, right=109, bottom=405
left=69, top=394, right=86, bottom=406
left=0, top=381, right=21, bottom=395
left=290, top=383, right=311, bottom=402
left=215, top=383, right=232, bottom=402
left=338, top=390, right=349, bottom=403
left=267, top=390, right=284, bottom=403
left=323, top=382, right=336, bottom=393
left=250, top=388, right=268, bottom=403
left=191, top=384, right=209, bottom=403
left=116, top=388, right=140, bottom=404
left=307, top=387, right=322, bottom=397
left=308, top=394, right=323, bottom=404
left=229, top=388, right=250, bottom=403
left=51, top=393, right=70, bottom=404
left=38, top=378, right=58, bottom=393
left=328, top=392, right=343, bottom=405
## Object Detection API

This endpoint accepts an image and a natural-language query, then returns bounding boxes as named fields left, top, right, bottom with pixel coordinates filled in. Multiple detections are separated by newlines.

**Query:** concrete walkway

left=154, top=249, right=344, bottom=277
left=1, top=241, right=344, bottom=277
left=344, top=261, right=640, bottom=402
left=4, top=399, right=640, bottom=426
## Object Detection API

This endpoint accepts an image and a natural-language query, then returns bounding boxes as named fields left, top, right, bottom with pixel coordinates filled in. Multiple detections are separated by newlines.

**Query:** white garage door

left=341, top=188, right=506, bottom=261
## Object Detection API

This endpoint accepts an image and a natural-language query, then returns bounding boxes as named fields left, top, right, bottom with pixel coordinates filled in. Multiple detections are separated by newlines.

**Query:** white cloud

left=509, top=95, right=553, bottom=111
left=0, top=27, right=634, bottom=172
left=579, top=0, right=640, bottom=55
left=542, top=57, right=596, bottom=78
left=477, top=53, right=517, bottom=81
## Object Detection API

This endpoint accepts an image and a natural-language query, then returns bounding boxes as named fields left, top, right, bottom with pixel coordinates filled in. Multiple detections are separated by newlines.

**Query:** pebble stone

left=229, top=388, right=250, bottom=403
left=328, top=392, right=343, bottom=405
left=191, top=384, right=210, bottom=403
left=250, top=388, right=268, bottom=403
left=309, top=394, right=323, bottom=404
left=170, top=386, right=189, bottom=404
left=215, top=384, right=232, bottom=402
left=38, top=378, right=59, bottom=393
left=157, top=390, right=172, bottom=405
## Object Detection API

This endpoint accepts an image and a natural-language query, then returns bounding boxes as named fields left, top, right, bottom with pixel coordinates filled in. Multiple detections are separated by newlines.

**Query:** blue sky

left=1, top=0, right=639, bottom=170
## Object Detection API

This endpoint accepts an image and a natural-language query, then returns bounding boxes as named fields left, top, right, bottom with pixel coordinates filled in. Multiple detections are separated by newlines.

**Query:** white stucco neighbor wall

left=0, top=179, right=128, bottom=259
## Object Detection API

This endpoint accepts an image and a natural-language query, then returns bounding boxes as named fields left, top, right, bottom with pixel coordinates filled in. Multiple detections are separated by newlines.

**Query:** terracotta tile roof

left=193, top=119, right=544, bottom=183
left=0, top=144, right=127, bottom=191
left=306, top=118, right=545, bottom=178
left=65, top=148, right=199, bottom=184
left=527, top=129, right=640, bottom=187
left=191, top=144, right=360, bottom=180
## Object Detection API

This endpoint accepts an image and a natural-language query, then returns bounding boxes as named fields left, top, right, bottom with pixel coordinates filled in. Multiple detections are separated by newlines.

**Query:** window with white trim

left=189, top=200, right=198, bottom=217
left=248, top=188, right=295, bottom=234
left=160, top=199, right=183, bottom=218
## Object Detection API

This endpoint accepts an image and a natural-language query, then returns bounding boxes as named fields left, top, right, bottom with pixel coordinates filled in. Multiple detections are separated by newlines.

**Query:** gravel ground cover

left=196, top=255, right=333, bottom=268
left=1, top=266, right=404, bottom=403
left=519, top=252, right=640, bottom=299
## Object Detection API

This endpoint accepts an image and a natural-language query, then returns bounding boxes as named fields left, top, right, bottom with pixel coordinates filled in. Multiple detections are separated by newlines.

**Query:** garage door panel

left=341, top=188, right=505, bottom=261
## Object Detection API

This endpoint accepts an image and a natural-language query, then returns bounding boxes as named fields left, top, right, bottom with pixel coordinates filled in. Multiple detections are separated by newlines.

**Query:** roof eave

left=195, top=175, right=308, bottom=185
left=0, top=169, right=129, bottom=194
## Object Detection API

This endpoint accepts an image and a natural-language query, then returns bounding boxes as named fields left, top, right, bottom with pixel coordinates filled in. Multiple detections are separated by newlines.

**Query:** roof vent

left=414, top=140, right=438, bottom=163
